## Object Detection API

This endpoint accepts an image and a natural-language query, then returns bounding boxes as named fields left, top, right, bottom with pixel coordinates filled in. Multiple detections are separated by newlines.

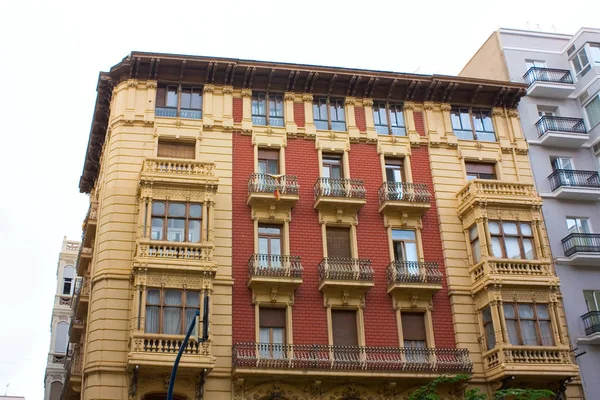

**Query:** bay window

left=151, top=201, right=202, bottom=243
left=469, top=225, right=481, bottom=263
left=503, top=303, right=554, bottom=346
left=145, top=288, right=201, bottom=335
left=489, top=220, right=535, bottom=260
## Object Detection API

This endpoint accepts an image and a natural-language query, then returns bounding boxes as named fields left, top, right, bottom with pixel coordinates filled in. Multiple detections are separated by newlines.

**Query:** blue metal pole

left=167, top=310, right=200, bottom=400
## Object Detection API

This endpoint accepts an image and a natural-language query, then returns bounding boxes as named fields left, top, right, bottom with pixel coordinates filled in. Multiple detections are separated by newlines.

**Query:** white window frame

left=571, top=47, right=591, bottom=77
left=566, top=217, right=592, bottom=234
left=584, top=94, right=600, bottom=129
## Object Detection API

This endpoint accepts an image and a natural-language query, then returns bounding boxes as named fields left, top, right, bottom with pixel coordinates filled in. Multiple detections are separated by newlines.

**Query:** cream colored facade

left=67, top=52, right=582, bottom=399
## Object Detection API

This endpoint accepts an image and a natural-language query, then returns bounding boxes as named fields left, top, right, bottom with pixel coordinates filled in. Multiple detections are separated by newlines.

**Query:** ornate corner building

left=66, top=52, right=582, bottom=399
left=44, top=237, right=80, bottom=400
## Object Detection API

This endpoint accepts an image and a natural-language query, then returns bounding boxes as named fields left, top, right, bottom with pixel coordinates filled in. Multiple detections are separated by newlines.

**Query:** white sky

left=0, top=0, right=599, bottom=398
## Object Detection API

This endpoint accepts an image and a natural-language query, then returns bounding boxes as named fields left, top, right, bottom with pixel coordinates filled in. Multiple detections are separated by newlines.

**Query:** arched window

left=55, top=321, right=68, bottom=353
left=62, top=266, right=74, bottom=295
left=49, top=381, right=63, bottom=400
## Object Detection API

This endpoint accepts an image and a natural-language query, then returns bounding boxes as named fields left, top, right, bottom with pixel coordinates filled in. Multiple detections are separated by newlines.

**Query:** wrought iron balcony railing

left=548, top=169, right=600, bottom=191
left=378, top=182, right=431, bottom=204
left=386, top=261, right=442, bottom=286
left=536, top=116, right=587, bottom=137
left=314, top=178, right=366, bottom=200
left=318, top=258, right=374, bottom=282
left=248, top=254, right=303, bottom=278
left=523, top=67, right=573, bottom=86
left=582, top=311, right=600, bottom=336
left=232, top=343, right=472, bottom=373
left=562, top=233, right=600, bottom=257
left=248, top=174, right=300, bottom=195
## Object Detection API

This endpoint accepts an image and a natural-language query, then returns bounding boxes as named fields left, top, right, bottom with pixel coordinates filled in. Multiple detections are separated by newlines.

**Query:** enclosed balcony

left=313, top=178, right=366, bottom=213
left=247, top=173, right=300, bottom=208
left=561, top=233, right=600, bottom=265
left=386, top=261, right=442, bottom=295
left=232, top=343, right=472, bottom=378
left=457, top=180, right=539, bottom=218
left=128, top=334, right=215, bottom=371
left=247, top=254, right=303, bottom=290
left=547, top=170, right=600, bottom=200
left=535, top=116, right=588, bottom=148
left=317, top=258, right=374, bottom=292
left=378, top=182, right=431, bottom=215
left=580, top=311, right=600, bottom=344
left=523, top=67, right=575, bottom=98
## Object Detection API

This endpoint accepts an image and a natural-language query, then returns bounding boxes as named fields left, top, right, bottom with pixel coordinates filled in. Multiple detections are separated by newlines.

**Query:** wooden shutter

left=157, top=140, right=195, bottom=159
left=465, top=162, right=495, bottom=175
left=258, top=149, right=279, bottom=160
left=401, top=313, right=427, bottom=341
left=259, top=308, right=286, bottom=328
left=326, top=228, right=351, bottom=258
left=332, top=310, right=358, bottom=346
left=156, top=87, right=166, bottom=107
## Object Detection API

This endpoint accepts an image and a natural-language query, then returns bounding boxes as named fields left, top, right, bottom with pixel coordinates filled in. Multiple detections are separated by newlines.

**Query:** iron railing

left=562, top=233, right=600, bottom=257
left=523, top=67, right=573, bottom=85
left=378, top=182, right=431, bottom=204
left=248, top=254, right=303, bottom=278
left=248, top=174, right=300, bottom=195
left=386, top=261, right=442, bottom=286
left=232, top=343, right=472, bottom=373
left=582, top=311, right=600, bottom=336
left=318, top=258, right=374, bottom=282
left=548, top=169, right=600, bottom=191
left=536, top=116, right=587, bottom=137
left=314, top=178, right=366, bottom=200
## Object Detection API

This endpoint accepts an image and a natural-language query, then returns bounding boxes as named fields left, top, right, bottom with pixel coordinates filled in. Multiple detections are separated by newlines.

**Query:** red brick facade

left=293, top=102, right=305, bottom=127
left=354, top=106, right=367, bottom=132
left=233, top=98, right=243, bottom=123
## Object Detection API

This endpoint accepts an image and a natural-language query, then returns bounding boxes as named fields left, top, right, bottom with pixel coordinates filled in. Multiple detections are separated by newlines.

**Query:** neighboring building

left=0, top=396, right=26, bottom=400
left=44, top=237, right=80, bottom=400
left=67, top=52, right=581, bottom=399
left=461, top=27, right=600, bottom=398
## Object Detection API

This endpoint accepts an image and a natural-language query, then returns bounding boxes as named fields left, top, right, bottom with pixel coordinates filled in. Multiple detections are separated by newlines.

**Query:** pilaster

left=303, top=94, right=316, bottom=136
left=203, top=84, right=215, bottom=127
left=362, top=99, right=377, bottom=141
left=345, top=97, right=359, bottom=140
left=284, top=92, right=297, bottom=135
left=241, top=89, right=252, bottom=132
left=223, top=86, right=234, bottom=129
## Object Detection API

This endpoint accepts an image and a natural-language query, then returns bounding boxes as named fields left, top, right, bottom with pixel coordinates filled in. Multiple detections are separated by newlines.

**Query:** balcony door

left=327, top=227, right=352, bottom=259
left=401, top=313, right=428, bottom=362
left=332, top=310, right=359, bottom=363
left=258, top=225, right=282, bottom=269
left=258, top=149, right=280, bottom=192
left=385, top=159, right=404, bottom=200
left=552, top=157, right=575, bottom=186
left=259, top=308, right=286, bottom=359
left=392, top=230, right=419, bottom=276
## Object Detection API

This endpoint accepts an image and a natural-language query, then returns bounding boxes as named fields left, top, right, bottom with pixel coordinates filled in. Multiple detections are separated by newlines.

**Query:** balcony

left=140, top=158, right=217, bottom=187
left=547, top=170, right=600, bottom=200
left=457, top=180, right=539, bottom=217
left=128, top=333, right=215, bottom=370
left=82, top=202, right=98, bottom=248
left=523, top=67, right=575, bottom=99
left=561, top=233, right=600, bottom=265
left=580, top=311, right=600, bottom=344
left=73, top=277, right=90, bottom=321
left=62, top=348, right=83, bottom=399
left=482, top=345, right=577, bottom=381
left=76, top=246, right=92, bottom=276
left=317, top=258, right=374, bottom=292
left=155, top=107, right=202, bottom=120
left=313, top=178, right=366, bottom=213
left=136, top=239, right=216, bottom=270
left=535, top=116, right=588, bottom=148
left=386, top=261, right=443, bottom=295
left=69, top=318, right=85, bottom=343
left=378, top=182, right=431, bottom=216
left=247, top=173, right=300, bottom=208
left=470, top=259, right=554, bottom=293
left=232, top=343, right=472, bottom=377
left=247, top=254, right=303, bottom=291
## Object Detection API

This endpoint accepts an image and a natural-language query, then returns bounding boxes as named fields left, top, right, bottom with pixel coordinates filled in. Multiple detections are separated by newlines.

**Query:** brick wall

left=233, top=98, right=243, bottom=123
left=293, top=103, right=305, bottom=128
left=414, top=111, right=426, bottom=136
left=355, top=106, right=367, bottom=132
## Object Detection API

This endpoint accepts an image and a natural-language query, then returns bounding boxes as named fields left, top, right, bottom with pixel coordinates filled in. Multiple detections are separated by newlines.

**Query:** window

left=489, top=220, right=535, bottom=260
left=469, top=225, right=481, bottom=263
left=572, top=48, right=591, bottom=77
left=525, top=60, right=546, bottom=70
left=252, top=93, right=284, bottom=127
left=482, top=307, right=495, bottom=350
left=313, top=98, right=346, bottom=131
left=401, top=313, right=427, bottom=348
left=585, top=95, right=600, bottom=128
left=450, top=108, right=495, bottom=142
left=326, top=227, right=352, bottom=258
left=566, top=217, right=590, bottom=234
left=259, top=308, right=286, bottom=358
left=503, top=303, right=553, bottom=346
left=373, top=102, right=406, bottom=136
left=551, top=157, right=574, bottom=171
left=62, top=266, right=74, bottom=295
left=392, top=230, right=418, bottom=262
left=54, top=321, right=68, bottom=353
left=322, top=154, right=343, bottom=179
left=465, top=162, right=496, bottom=180
left=49, top=382, right=63, bottom=400
left=590, top=44, right=600, bottom=65
left=584, top=290, right=600, bottom=312
left=157, top=139, right=195, bottom=159
left=258, top=224, right=282, bottom=261
left=156, top=86, right=202, bottom=119
left=385, top=158, right=404, bottom=183
left=332, top=310, right=358, bottom=346
left=145, top=288, right=200, bottom=335
left=151, top=201, right=202, bottom=243
left=537, top=107, right=555, bottom=118
left=258, top=149, right=280, bottom=175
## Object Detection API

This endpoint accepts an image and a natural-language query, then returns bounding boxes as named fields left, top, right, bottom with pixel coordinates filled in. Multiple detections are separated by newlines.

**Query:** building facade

left=45, top=237, right=80, bottom=400
left=67, top=52, right=581, bottom=399
left=461, top=27, right=600, bottom=398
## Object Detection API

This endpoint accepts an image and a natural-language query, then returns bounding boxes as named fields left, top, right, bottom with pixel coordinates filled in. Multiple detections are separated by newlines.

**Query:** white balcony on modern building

left=523, top=67, right=575, bottom=99
left=546, top=170, right=600, bottom=200
left=534, top=116, right=588, bottom=148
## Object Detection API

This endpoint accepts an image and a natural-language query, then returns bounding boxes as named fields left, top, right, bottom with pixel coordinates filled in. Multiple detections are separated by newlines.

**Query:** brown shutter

left=385, top=158, right=403, bottom=166
left=258, top=149, right=280, bottom=160
left=326, top=228, right=351, bottom=258
left=465, top=162, right=495, bottom=174
left=156, top=87, right=166, bottom=107
left=332, top=310, right=358, bottom=346
left=259, top=308, right=286, bottom=328
left=157, top=140, right=195, bottom=159
left=401, top=313, right=427, bottom=341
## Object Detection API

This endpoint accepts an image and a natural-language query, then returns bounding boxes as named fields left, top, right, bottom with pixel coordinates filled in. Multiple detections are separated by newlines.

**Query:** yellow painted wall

left=459, top=31, right=510, bottom=81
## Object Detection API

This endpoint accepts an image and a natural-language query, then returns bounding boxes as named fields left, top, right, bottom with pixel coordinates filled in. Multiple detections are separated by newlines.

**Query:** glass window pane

left=482, top=307, right=493, bottom=323
left=481, top=111, right=493, bottom=131
left=188, top=220, right=201, bottom=242
left=520, top=320, right=538, bottom=345
left=488, top=221, right=500, bottom=235
left=573, top=56, right=582, bottom=73
left=152, top=201, right=165, bottom=215
left=523, top=239, right=534, bottom=260
left=392, top=230, right=415, bottom=241
left=151, top=218, right=163, bottom=240
left=164, top=307, right=182, bottom=334
left=536, top=304, right=549, bottom=319
left=145, top=306, right=159, bottom=333
left=271, top=239, right=281, bottom=255
left=472, top=238, right=481, bottom=262
left=147, top=289, right=160, bottom=304
left=404, top=242, right=418, bottom=262
left=258, top=237, right=269, bottom=254
left=585, top=96, right=600, bottom=128
left=181, top=89, right=191, bottom=109
left=473, top=112, right=484, bottom=132
left=579, top=219, right=591, bottom=233
left=189, top=204, right=202, bottom=218
left=167, top=88, right=178, bottom=107
left=505, top=237, right=521, bottom=259
left=165, top=290, right=182, bottom=305
left=187, top=291, right=200, bottom=307
left=518, top=304, right=535, bottom=318
left=503, top=304, right=516, bottom=318
left=503, top=222, right=518, bottom=235
left=259, top=226, right=281, bottom=235
left=191, top=92, right=202, bottom=109
left=451, top=111, right=462, bottom=129
left=469, top=225, right=478, bottom=240
left=167, top=219, right=185, bottom=242
left=485, top=322, right=496, bottom=350
left=491, top=237, right=503, bottom=258
left=169, top=203, right=186, bottom=217
left=460, top=110, right=472, bottom=129
left=540, top=321, right=554, bottom=345
left=520, top=223, right=532, bottom=236
left=505, top=320, right=519, bottom=345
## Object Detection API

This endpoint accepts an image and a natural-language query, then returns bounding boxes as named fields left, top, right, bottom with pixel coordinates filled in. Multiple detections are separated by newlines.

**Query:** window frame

left=156, top=85, right=203, bottom=119
left=481, top=307, right=496, bottom=350
left=257, top=148, right=280, bottom=175
left=584, top=94, right=600, bottom=129
left=503, top=303, right=554, bottom=346
left=391, top=229, right=418, bottom=262
left=373, top=101, right=406, bottom=136
left=450, top=107, right=496, bottom=142
left=322, top=153, right=344, bottom=179
left=258, top=307, right=287, bottom=354
left=566, top=217, right=591, bottom=234
left=469, top=224, right=481, bottom=263
left=145, top=288, right=201, bottom=335
left=465, top=162, right=497, bottom=180
left=252, top=92, right=284, bottom=127
left=151, top=201, right=203, bottom=243
left=489, top=219, right=536, bottom=260
left=584, top=290, right=600, bottom=312
left=258, top=224, right=283, bottom=256
left=313, top=97, right=346, bottom=131
left=572, top=47, right=591, bottom=77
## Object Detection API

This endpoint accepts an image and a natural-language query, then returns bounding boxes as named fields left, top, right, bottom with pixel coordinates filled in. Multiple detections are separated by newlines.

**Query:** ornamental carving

left=403, top=102, right=415, bottom=110
left=146, top=81, right=158, bottom=89
left=440, top=103, right=452, bottom=111
left=302, top=94, right=314, bottom=102
left=284, top=92, right=296, bottom=101
left=325, top=383, right=377, bottom=400
left=203, top=85, right=215, bottom=93
left=362, top=98, right=374, bottom=107
left=508, top=109, right=520, bottom=118
left=138, top=271, right=214, bottom=290
left=345, top=97, right=356, bottom=106
left=423, top=101, right=434, bottom=110
left=247, top=381, right=305, bottom=400
left=222, top=86, right=234, bottom=94
left=241, top=88, right=252, bottom=97
left=492, top=108, right=504, bottom=116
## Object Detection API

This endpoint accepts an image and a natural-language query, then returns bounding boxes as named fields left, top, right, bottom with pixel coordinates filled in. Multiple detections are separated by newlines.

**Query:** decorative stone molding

left=241, top=88, right=252, bottom=97
left=146, top=81, right=158, bottom=89
left=508, top=109, right=520, bottom=118
left=362, top=98, right=374, bottom=107
left=284, top=92, right=296, bottom=101
left=423, top=101, right=435, bottom=110
left=403, top=101, right=416, bottom=110
left=492, top=107, right=504, bottom=116
left=203, top=84, right=215, bottom=93
left=222, top=86, right=234, bottom=94
left=345, top=97, right=356, bottom=106
left=302, top=94, right=314, bottom=102
left=440, top=103, right=452, bottom=111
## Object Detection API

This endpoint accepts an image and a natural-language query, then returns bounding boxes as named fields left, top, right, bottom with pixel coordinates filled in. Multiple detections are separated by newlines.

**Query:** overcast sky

left=0, top=0, right=598, bottom=398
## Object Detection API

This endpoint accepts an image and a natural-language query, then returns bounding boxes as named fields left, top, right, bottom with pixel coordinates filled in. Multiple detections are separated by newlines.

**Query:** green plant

left=407, top=374, right=470, bottom=400
left=494, top=388, right=554, bottom=400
